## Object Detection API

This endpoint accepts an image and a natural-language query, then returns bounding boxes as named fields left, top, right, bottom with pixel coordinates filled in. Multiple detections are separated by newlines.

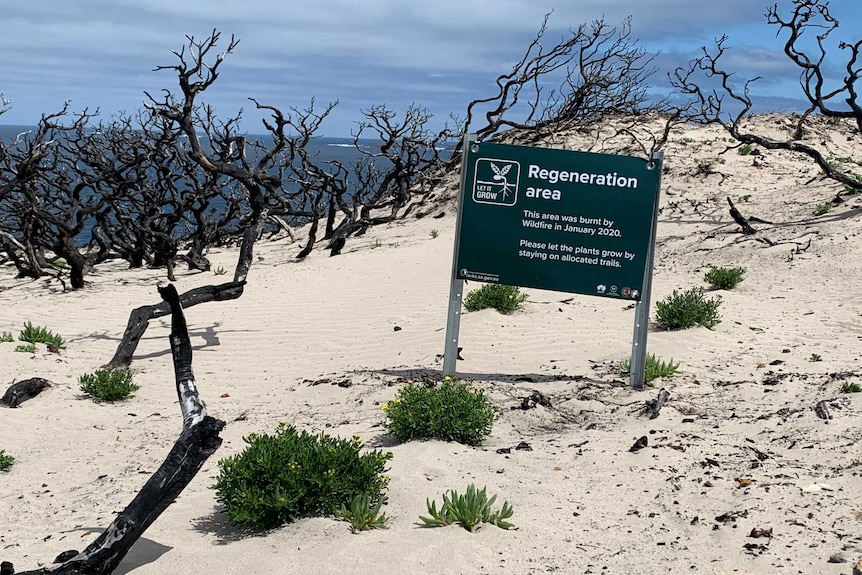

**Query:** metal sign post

left=629, top=151, right=663, bottom=390
left=443, top=134, right=476, bottom=376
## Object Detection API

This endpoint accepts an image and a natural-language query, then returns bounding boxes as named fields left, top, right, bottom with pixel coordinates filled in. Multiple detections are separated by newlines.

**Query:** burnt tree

left=0, top=105, right=106, bottom=287
left=109, top=30, right=302, bottom=367
left=459, top=14, right=674, bottom=150
left=671, top=0, right=862, bottom=195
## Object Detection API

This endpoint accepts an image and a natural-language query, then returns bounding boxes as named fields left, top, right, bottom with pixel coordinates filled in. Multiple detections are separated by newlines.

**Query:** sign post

left=628, top=151, right=663, bottom=389
left=443, top=140, right=663, bottom=388
left=443, top=134, right=476, bottom=377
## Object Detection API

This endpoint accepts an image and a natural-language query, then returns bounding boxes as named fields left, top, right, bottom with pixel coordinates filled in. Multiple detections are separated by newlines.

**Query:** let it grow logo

left=472, top=158, right=519, bottom=206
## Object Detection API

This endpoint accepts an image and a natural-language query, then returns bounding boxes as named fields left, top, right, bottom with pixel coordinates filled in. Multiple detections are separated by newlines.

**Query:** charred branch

left=5, top=284, right=225, bottom=575
left=672, top=1, right=862, bottom=193
left=727, top=197, right=757, bottom=235
left=106, top=280, right=245, bottom=369
left=1, top=378, right=51, bottom=408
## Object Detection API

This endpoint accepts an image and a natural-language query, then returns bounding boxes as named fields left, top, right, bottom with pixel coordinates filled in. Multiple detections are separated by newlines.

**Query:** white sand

left=1, top=115, right=861, bottom=574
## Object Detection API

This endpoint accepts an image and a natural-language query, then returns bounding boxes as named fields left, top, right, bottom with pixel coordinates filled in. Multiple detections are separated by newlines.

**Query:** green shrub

left=619, top=353, right=680, bottom=384
left=420, top=484, right=514, bottom=532
left=844, top=174, right=862, bottom=194
left=738, top=143, right=754, bottom=156
left=14, top=343, right=36, bottom=353
left=0, top=450, right=14, bottom=472
left=809, top=353, right=823, bottom=362
left=655, top=288, right=722, bottom=330
left=841, top=382, right=862, bottom=393
left=18, top=321, right=65, bottom=348
left=0, top=331, right=13, bottom=343
left=383, top=378, right=497, bottom=446
left=212, top=424, right=392, bottom=531
left=463, top=284, right=527, bottom=314
left=430, top=229, right=439, bottom=239
left=814, top=202, right=832, bottom=216
left=79, top=368, right=139, bottom=402
left=704, top=265, right=745, bottom=289
left=336, top=493, right=388, bottom=533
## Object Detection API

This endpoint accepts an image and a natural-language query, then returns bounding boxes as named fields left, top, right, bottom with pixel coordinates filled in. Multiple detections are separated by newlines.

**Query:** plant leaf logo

left=473, top=157, right=519, bottom=206
left=490, top=162, right=515, bottom=199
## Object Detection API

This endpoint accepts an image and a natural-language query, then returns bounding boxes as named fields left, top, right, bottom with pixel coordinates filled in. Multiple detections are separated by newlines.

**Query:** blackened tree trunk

left=5, top=284, right=225, bottom=575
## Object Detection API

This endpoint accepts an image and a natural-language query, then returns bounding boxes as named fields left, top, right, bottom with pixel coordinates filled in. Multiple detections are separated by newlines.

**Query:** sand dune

left=1, top=115, right=861, bottom=574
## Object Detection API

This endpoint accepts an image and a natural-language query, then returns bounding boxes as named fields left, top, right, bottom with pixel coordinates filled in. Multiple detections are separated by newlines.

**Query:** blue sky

left=1, top=1, right=860, bottom=135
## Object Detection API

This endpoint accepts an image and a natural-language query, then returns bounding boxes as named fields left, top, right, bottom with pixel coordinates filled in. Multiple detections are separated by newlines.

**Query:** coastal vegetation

left=382, top=378, right=498, bottom=446
left=420, top=484, right=515, bottom=532
left=463, top=283, right=528, bottom=314
left=18, top=321, right=65, bottom=349
left=1, top=2, right=861, bottom=572
left=704, top=265, right=745, bottom=290
left=0, top=450, right=14, bottom=472
left=619, top=353, right=681, bottom=384
left=212, top=424, right=392, bottom=531
left=654, top=287, right=723, bottom=330
left=78, top=368, right=139, bottom=402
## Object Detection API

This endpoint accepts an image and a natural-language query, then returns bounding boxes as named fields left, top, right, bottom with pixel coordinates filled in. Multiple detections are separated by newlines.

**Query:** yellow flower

left=443, top=375, right=453, bottom=381
left=381, top=402, right=389, bottom=411
left=392, top=397, right=402, bottom=404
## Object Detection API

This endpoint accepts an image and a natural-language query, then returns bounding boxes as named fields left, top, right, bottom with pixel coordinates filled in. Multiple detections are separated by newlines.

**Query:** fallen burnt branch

left=106, top=280, right=245, bottom=369
left=6, top=284, right=225, bottom=575
left=727, top=197, right=757, bottom=235
left=645, top=387, right=670, bottom=420
left=106, top=205, right=265, bottom=370
left=1, top=378, right=51, bottom=408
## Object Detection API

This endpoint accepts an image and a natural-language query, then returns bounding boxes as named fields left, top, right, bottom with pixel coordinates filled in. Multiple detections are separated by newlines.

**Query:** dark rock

left=629, top=436, right=648, bottom=452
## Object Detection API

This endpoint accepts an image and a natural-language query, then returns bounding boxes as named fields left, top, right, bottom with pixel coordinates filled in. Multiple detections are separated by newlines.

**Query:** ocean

left=0, top=124, right=372, bottom=175
left=0, top=124, right=431, bottom=246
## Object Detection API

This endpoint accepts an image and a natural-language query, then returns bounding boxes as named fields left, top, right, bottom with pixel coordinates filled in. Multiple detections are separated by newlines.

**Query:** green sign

left=455, top=142, right=661, bottom=300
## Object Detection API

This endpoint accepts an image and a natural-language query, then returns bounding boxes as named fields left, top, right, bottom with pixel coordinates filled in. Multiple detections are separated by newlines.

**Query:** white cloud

left=1, top=0, right=860, bottom=133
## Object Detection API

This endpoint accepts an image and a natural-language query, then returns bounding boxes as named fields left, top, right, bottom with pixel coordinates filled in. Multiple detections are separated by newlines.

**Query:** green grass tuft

left=335, top=493, right=389, bottom=533
left=814, top=202, right=832, bottom=216
left=620, top=353, right=681, bottom=384
left=0, top=450, right=14, bottom=472
left=704, top=265, right=745, bottom=290
left=463, top=284, right=527, bottom=314
left=383, top=378, right=498, bottom=446
left=420, top=484, right=515, bottom=532
left=655, top=288, right=722, bottom=330
left=212, top=424, right=391, bottom=531
left=79, top=368, right=139, bottom=402
left=19, top=321, right=66, bottom=348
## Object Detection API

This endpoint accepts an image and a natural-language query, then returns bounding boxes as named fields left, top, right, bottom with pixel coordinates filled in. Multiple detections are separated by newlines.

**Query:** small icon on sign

left=622, top=287, right=632, bottom=297
left=473, top=158, right=520, bottom=206
left=596, top=284, right=607, bottom=294
left=609, top=285, right=618, bottom=294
